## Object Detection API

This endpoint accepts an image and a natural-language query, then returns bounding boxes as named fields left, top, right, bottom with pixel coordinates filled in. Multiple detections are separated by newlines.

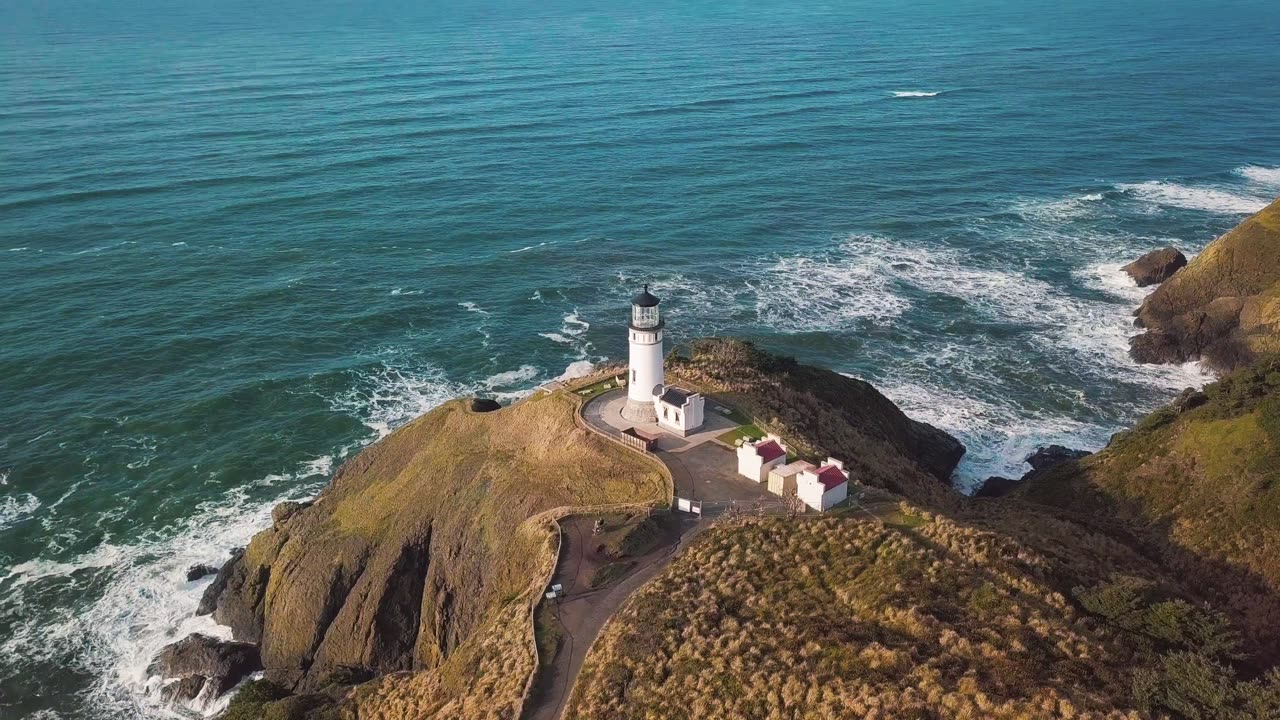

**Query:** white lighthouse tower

left=622, top=284, right=664, bottom=423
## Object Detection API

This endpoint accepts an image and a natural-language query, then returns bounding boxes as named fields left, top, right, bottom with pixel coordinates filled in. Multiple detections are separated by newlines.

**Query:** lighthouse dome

left=631, top=285, right=660, bottom=307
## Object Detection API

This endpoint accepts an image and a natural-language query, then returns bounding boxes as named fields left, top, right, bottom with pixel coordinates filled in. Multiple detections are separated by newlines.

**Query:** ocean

left=2, top=0, right=1279, bottom=716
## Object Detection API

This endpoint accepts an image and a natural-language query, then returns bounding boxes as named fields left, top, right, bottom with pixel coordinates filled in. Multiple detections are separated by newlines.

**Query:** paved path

left=522, top=513, right=701, bottom=720
left=521, top=388, right=823, bottom=720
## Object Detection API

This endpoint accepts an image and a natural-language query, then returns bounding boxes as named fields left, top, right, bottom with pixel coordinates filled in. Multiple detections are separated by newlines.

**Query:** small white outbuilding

left=767, top=459, right=815, bottom=497
left=796, top=457, right=850, bottom=512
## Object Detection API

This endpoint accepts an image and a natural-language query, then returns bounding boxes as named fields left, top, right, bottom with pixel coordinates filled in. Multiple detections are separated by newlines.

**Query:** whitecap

left=0, top=492, right=41, bottom=531
left=1233, top=165, right=1280, bottom=188
left=537, top=311, right=595, bottom=359
left=891, top=90, right=940, bottom=98
left=553, top=360, right=595, bottom=383
left=1118, top=180, right=1269, bottom=214
left=458, top=301, right=490, bottom=315
left=1014, top=192, right=1105, bottom=222
left=483, top=365, right=540, bottom=389
left=538, top=332, right=576, bottom=345
left=8, top=246, right=29, bottom=252
left=875, top=377, right=1107, bottom=491
left=0, top=459, right=330, bottom=720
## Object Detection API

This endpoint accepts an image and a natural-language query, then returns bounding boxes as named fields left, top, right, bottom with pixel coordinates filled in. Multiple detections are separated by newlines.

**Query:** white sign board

left=677, top=498, right=692, bottom=513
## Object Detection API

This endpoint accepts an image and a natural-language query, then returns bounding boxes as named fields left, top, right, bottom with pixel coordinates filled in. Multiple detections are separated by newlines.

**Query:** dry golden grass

left=565, top=512, right=1280, bottom=720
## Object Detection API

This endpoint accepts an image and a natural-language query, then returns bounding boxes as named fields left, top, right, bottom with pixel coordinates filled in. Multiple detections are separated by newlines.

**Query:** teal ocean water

left=2, top=0, right=1279, bottom=716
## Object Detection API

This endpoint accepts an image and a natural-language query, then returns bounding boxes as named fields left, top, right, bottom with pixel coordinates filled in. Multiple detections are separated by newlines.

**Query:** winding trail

left=521, top=385, right=883, bottom=720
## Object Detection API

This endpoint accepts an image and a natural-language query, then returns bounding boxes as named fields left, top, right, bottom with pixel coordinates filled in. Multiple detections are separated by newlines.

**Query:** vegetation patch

left=568, top=514, right=1219, bottom=719
left=533, top=602, right=563, bottom=666
left=715, top=422, right=763, bottom=447
left=595, top=512, right=676, bottom=559
left=590, top=561, right=637, bottom=589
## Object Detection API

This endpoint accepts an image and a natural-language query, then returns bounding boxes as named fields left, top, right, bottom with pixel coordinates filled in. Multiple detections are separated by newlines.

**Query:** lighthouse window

left=631, top=369, right=636, bottom=382
left=633, top=305, right=659, bottom=328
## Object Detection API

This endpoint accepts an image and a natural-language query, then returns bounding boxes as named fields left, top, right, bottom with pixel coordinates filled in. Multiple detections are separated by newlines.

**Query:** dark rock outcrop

left=196, top=548, right=244, bottom=616
left=186, top=564, right=218, bottom=582
left=271, top=500, right=310, bottom=529
left=1130, top=198, right=1280, bottom=371
left=1024, top=445, right=1091, bottom=474
left=975, top=476, right=1020, bottom=498
left=975, top=446, right=1091, bottom=498
left=470, top=397, right=501, bottom=412
left=1122, top=247, right=1187, bottom=287
left=1174, top=387, right=1209, bottom=413
left=153, top=634, right=261, bottom=699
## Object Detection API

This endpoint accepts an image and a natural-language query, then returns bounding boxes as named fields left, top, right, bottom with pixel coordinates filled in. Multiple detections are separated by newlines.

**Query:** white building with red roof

left=736, top=433, right=788, bottom=482
left=796, top=457, right=849, bottom=512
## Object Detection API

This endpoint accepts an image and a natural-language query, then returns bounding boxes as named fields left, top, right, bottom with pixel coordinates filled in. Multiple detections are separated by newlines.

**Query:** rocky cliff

left=1131, top=197, right=1280, bottom=370
left=191, top=392, right=667, bottom=717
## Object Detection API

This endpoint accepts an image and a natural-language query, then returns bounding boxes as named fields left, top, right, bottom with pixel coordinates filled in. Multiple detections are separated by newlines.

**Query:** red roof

left=814, top=465, right=847, bottom=490
left=754, top=440, right=786, bottom=462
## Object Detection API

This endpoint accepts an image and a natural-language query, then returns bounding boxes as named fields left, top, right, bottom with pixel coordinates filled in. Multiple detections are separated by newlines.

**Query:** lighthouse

left=622, top=284, right=664, bottom=423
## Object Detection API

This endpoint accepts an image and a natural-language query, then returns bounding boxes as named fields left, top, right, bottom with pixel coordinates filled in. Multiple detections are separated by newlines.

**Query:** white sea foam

left=750, top=236, right=912, bottom=333
left=538, top=311, right=594, bottom=359
left=1234, top=165, right=1280, bottom=188
left=510, top=241, right=555, bottom=253
left=458, top=301, right=489, bottom=315
left=329, top=362, right=473, bottom=440
left=1118, top=180, right=1270, bottom=214
left=891, top=90, right=940, bottom=98
left=0, top=455, right=334, bottom=720
left=554, top=360, right=595, bottom=383
left=8, top=246, right=29, bottom=251
left=0, top=492, right=41, bottom=531
left=170, top=242, right=187, bottom=247
left=484, top=365, right=540, bottom=389
left=876, top=377, right=1108, bottom=491
left=1014, top=192, right=1105, bottom=222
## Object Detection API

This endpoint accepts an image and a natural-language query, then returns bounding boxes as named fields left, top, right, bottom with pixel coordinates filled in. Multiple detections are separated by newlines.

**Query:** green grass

left=880, top=508, right=929, bottom=530
left=597, top=512, right=674, bottom=559
left=572, top=376, right=626, bottom=400
left=590, top=561, right=637, bottom=589
left=716, top=423, right=763, bottom=447
left=534, top=603, right=563, bottom=666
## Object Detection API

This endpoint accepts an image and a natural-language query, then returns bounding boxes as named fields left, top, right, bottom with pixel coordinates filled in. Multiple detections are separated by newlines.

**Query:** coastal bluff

left=172, top=339, right=966, bottom=719
left=1131, top=196, right=1280, bottom=371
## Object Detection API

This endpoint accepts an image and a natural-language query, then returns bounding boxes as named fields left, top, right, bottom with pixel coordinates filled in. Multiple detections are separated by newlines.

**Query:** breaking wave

left=890, top=90, right=941, bottom=98
left=1118, top=180, right=1270, bottom=215
left=1234, top=164, right=1280, bottom=188
left=750, top=237, right=911, bottom=333
left=0, top=462, right=331, bottom=719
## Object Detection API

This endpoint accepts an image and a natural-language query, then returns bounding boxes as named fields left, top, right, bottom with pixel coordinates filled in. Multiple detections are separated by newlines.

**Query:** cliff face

left=1131, top=197, right=1280, bottom=370
left=198, top=392, right=667, bottom=714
